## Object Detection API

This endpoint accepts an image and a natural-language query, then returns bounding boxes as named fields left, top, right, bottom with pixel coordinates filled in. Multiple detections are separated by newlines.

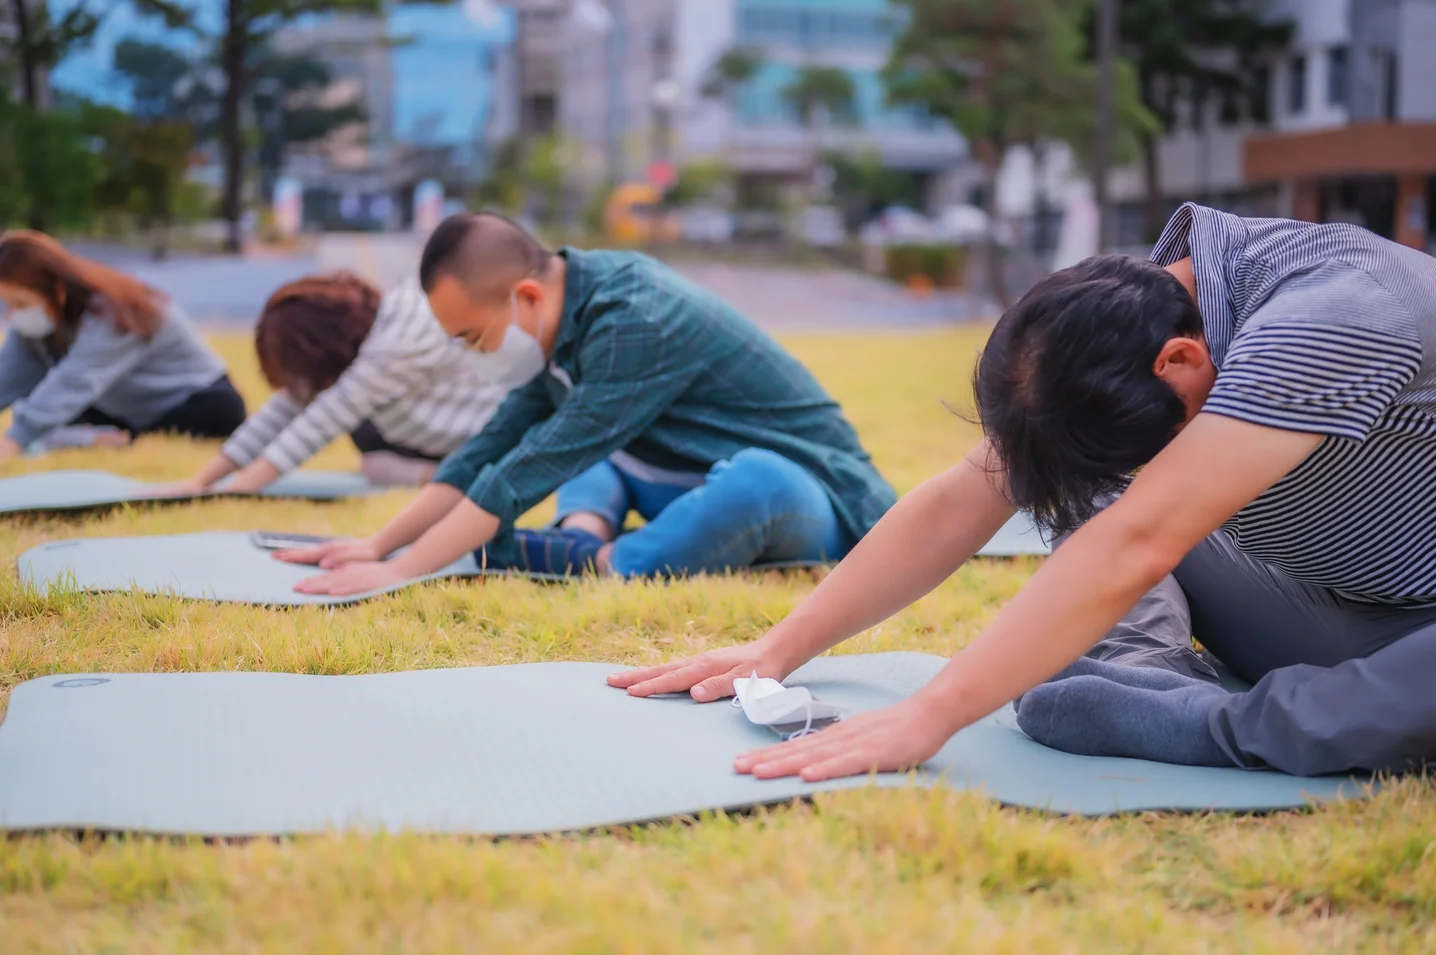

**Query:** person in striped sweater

left=175, top=272, right=541, bottom=493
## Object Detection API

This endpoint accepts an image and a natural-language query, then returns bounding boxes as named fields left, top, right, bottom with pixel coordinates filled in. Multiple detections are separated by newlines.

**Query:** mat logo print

left=53, top=678, right=111, bottom=689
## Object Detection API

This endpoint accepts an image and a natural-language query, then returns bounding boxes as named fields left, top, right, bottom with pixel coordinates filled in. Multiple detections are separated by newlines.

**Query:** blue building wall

left=48, top=1, right=510, bottom=151
left=731, top=0, right=926, bottom=131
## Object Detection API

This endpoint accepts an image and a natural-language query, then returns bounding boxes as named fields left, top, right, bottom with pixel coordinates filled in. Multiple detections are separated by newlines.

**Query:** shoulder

left=356, top=279, right=447, bottom=364
left=1246, top=261, right=1420, bottom=344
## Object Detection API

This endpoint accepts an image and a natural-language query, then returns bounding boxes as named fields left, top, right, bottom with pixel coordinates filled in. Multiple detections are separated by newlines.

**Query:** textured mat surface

left=18, top=517, right=1048, bottom=605
left=0, top=653, right=1365, bottom=835
left=0, top=469, right=375, bottom=515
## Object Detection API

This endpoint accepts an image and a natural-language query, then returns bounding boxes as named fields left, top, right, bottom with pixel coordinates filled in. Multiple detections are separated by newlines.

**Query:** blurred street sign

left=647, top=160, right=676, bottom=191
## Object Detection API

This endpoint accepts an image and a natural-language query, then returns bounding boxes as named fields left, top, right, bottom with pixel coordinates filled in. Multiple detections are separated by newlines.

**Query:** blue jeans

left=554, top=448, right=850, bottom=577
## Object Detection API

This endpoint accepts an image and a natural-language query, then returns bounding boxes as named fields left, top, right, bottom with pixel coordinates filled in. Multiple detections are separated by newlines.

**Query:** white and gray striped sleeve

left=1202, top=268, right=1423, bottom=441
left=220, top=391, right=303, bottom=467
left=258, top=350, right=428, bottom=472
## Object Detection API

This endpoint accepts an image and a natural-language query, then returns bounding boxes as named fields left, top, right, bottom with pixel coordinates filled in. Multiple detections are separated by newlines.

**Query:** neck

left=536, top=255, right=567, bottom=358
left=1165, top=257, right=1200, bottom=317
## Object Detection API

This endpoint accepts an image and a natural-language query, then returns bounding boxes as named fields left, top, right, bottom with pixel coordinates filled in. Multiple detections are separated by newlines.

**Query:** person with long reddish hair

left=174, top=270, right=533, bottom=493
left=0, top=231, right=245, bottom=460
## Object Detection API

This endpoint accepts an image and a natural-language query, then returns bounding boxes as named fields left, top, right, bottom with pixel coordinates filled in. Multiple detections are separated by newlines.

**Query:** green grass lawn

left=1, top=330, right=1434, bottom=953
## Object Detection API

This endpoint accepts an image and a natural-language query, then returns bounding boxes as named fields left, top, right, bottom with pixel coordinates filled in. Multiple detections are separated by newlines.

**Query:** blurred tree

left=0, top=93, right=100, bottom=230
left=1094, top=0, right=1293, bottom=241
left=700, top=45, right=763, bottom=106
left=471, top=136, right=525, bottom=214
left=0, top=0, right=188, bottom=228
left=665, top=158, right=733, bottom=208
left=825, top=148, right=923, bottom=230
left=113, top=34, right=365, bottom=230
left=782, top=64, right=857, bottom=198
left=86, top=103, right=194, bottom=258
left=471, top=133, right=576, bottom=229
left=884, top=0, right=1154, bottom=306
left=192, top=0, right=451, bottom=252
left=112, top=37, right=216, bottom=126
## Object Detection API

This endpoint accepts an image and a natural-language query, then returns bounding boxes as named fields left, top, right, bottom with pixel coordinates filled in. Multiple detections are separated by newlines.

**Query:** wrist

left=387, top=549, right=430, bottom=578
left=908, top=671, right=984, bottom=738
left=754, top=627, right=812, bottom=680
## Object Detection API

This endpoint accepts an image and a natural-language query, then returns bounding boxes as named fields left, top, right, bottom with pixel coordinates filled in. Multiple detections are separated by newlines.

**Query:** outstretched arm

left=610, top=439, right=1017, bottom=700
left=735, top=413, right=1322, bottom=782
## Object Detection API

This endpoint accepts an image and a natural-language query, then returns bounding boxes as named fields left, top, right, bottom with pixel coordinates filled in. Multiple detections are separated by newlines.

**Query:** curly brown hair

left=254, top=272, right=382, bottom=397
left=0, top=230, right=167, bottom=339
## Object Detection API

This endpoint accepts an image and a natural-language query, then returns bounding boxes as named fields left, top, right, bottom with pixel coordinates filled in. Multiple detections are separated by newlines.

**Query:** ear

left=513, top=277, right=544, bottom=305
left=1152, top=337, right=1209, bottom=379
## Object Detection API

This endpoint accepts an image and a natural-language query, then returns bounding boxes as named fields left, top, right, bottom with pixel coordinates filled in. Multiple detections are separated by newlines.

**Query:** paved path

left=85, top=234, right=993, bottom=331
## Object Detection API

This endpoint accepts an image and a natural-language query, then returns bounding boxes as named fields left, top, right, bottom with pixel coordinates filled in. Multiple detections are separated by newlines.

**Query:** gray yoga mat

left=18, top=515, right=1050, bottom=606
left=0, top=469, right=375, bottom=515
left=0, top=653, right=1365, bottom=836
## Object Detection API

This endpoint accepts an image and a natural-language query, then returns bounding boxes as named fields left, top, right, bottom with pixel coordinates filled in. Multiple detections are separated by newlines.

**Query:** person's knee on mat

left=608, top=449, right=835, bottom=578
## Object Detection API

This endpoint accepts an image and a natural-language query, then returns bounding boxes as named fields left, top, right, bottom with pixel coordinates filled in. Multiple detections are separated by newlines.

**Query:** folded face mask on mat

left=732, top=673, right=844, bottom=739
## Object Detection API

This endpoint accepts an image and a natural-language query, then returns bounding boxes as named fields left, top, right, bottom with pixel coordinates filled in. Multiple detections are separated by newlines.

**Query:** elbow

left=1088, top=508, right=1190, bottom=595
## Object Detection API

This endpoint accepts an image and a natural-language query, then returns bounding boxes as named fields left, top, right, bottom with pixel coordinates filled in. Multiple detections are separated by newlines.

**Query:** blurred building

left=514, top=0, right=570, bottom=137
left=1244, top=0, right=1436, bottom=251
left=557, top=0, right=966, bottom=208
left=1000, top=0, right=1436, bottom=256
left=275, top=6, right=515, bottom=231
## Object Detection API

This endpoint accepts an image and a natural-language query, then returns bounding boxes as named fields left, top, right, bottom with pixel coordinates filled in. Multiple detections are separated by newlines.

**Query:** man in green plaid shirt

left=281, top=213, right=896, bottom=595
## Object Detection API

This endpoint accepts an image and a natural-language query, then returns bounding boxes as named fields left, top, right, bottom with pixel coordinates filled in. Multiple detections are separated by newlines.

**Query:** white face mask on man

left=461, top=291, right=547, bottom=389
left=8, top=305, right=56, bottom=338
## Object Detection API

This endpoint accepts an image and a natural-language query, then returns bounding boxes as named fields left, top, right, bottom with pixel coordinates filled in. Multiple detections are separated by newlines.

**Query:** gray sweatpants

left=1071, top=526, right=1436, bottom=776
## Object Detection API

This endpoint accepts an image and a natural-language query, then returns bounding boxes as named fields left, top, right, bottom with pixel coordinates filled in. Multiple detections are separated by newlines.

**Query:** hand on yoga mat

left=734, top=698, right=949, bottom=782
left=609, top=643, right=790, bottom=702
left=275, top=537, right=381, bottom=569
left=293, top=560, right=410, bottom=596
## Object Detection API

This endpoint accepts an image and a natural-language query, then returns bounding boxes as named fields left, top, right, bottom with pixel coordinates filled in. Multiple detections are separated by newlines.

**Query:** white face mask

left=732, top=672, right=845, bottom=740
left=462, top=291, right=547, bottom=389
left=9, top=305, right=56, bottom=338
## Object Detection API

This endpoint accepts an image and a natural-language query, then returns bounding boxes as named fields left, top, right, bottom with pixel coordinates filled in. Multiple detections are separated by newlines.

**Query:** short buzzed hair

left=418, top=212, right=553, bottom=301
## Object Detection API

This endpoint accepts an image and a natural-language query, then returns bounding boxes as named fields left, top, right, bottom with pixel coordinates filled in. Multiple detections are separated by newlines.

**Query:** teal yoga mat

left=0, top=653, right=1365, bottom=836
left=18, top=515, right=1050, bottom=606
left=0, top=469, right=376, bottom=516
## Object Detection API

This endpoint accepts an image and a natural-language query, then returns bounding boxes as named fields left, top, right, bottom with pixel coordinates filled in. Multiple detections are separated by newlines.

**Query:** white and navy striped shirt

left=1151, top=203, right=1436, bottom=604
left=223, top=279, right=527, bottom=473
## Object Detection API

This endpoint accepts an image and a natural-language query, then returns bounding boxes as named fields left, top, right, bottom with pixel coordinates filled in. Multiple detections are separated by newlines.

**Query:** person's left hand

left=294, top=560, right=414, bottom=596
left=734, top=697, right=954, bottom=782
left=0, top=434, right=22, bottom=465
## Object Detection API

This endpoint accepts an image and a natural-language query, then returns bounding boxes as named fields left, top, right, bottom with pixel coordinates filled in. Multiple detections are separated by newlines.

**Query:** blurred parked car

left=679, top=205, right=735, bottom=244
left=798, top=205, right=847, bottom=248
left=605, top=183, right=680, bottom=244
left=932, top=205, right=991, bottom=244
left=859, top=205, right=936, bottom=246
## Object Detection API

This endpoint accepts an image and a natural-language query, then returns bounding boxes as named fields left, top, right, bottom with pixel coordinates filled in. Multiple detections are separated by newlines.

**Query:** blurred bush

left=884, top=243, right=968, bottom=289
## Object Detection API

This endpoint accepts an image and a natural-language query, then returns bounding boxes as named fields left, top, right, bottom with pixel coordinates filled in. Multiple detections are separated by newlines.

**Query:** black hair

left=418, top=212, right=553, bottom=299
left=974, top=254, right=1204, bottom=536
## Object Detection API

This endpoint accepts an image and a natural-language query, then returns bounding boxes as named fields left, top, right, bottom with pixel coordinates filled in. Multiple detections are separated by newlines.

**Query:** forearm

left=762, top=441, right=1015, bottom=674
left=370, top=482, right=467, bottom=554
left=912, top=512, right=1167, bottom=731
left=223, top=458, right=281, bottom=493
left=195, top=453, right=240, bottom=488
left=389, top=498, right=500, bottom=577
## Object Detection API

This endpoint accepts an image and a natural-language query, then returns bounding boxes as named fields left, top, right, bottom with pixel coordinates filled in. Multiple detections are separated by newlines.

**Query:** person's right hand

left=607, top=641, right=795, bottom=703
left=274, top=537, right=382, bottom=569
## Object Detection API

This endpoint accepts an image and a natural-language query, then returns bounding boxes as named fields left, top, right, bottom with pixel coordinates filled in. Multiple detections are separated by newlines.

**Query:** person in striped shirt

left=175, top=272, right=540, bottom=494
left=613, top=203, right=1436, bottom=781
left=276, top=213, right=895, bottom=591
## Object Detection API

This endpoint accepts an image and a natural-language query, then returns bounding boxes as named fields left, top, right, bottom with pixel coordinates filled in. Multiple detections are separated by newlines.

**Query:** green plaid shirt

left=433, top=248, right=896, bottom=559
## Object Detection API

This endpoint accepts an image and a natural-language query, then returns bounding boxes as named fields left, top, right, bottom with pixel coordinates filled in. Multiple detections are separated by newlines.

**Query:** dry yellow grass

left=0, top=329, right=1433, bottom=953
